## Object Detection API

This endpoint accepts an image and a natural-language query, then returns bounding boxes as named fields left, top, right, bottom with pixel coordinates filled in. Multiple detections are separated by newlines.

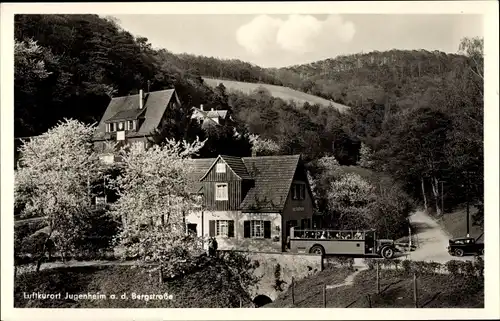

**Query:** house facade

left=185, top=154, right=315, bottom=252
left=191, top=104, right=230, bottom=129
left=92, top=89, right=182, bottom=162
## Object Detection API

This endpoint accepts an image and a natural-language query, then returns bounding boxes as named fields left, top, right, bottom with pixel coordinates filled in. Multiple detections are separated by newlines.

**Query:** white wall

left=185, top=210, right=282, bottom=252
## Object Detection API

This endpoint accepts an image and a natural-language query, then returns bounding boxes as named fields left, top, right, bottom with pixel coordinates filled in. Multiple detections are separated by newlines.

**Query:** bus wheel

left=381, top=247, right=395, bottom=259
left=310, top=245, right=325, bottom=256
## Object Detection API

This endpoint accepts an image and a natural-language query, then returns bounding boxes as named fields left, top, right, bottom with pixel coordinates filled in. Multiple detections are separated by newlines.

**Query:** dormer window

left=216, top=163, right=226, bottom=173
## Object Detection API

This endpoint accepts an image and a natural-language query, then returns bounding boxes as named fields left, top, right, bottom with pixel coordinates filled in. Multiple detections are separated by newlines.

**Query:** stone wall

left=241, top=251, right=323, bottom=301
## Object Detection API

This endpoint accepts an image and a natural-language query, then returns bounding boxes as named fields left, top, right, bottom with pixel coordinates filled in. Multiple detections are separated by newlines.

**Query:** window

left=118, top=122, right=124, bottom=131
left=187, top=223, right=197, bottom=235
left=216, top=163, right=226, bottom=173
left=301, top=218, right=311, bottom=229
left=215, top=183, right=228, bottom=201
left=292, top=183, right=306, bottom=200
left=95, top=196, right=107, bottom=208
left=216, top=220, right=229, bottom=236
left=110, top=123, right=116, bottom=132
left=127, top=120, right=135, bottom=131
left=209, top=220, right=234, bottom=237
left=244, top=220, right=271, bottom=239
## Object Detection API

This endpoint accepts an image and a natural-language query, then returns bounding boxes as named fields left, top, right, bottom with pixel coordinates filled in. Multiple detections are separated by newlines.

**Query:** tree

left=109, top=138, right=206, bottom=283
left=327, top=173, right=376, bottom=229
left=357, top=142, right=375, bottom=169
left=248, top=134, right=281, bottom=156
left=458, top=37, right=484, bottom=82
left=15, top=119, right=102, bottom=271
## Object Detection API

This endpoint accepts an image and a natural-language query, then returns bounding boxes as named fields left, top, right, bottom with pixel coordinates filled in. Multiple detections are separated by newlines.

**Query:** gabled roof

left=186, top=158, right=217, bottom=194
left=240, top=155, right=301, bottom=211
left=93, top=89, right=176, bottom=140
left=199, top=155, right=252, bottom=180
left=105, top=108, right=146, bottom=123
left=206, top=110, right=228, bottom=119
left=186, top=154, right=302, bottom=212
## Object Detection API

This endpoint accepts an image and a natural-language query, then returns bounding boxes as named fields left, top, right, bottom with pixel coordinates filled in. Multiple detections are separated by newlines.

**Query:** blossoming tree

left=109, top=138, right=206, bottom=282
left=15, top=119, right=102, bottom=271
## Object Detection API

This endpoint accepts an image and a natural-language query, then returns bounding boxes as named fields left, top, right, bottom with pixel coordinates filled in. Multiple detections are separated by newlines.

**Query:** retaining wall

left=240, top=251, right=323, bottom=301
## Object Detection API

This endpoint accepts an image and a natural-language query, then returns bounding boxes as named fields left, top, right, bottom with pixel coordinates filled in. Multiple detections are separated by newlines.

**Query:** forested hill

left=158, top=48, right=475, bottom=111
left=14, top=14, right=484, bottom=226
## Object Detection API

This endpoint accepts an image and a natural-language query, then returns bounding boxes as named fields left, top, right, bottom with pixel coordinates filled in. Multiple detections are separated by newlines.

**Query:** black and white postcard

left=1, top=1, right=498, bottom=320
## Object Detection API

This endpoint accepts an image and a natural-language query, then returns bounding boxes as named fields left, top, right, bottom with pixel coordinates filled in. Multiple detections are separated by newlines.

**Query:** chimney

left=139, top=89, right=144, bottom=109
left=200, top=104, right=204, bottom=111
left=211, top=107, right=214, bottom=111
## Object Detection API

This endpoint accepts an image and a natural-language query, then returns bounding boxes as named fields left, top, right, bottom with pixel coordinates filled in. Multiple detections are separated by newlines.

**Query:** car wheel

left=310, top=245, right=325, bottom=256
left=382, top=247, right=395, bottom=259
left=454, top=248, right=464, bottom=257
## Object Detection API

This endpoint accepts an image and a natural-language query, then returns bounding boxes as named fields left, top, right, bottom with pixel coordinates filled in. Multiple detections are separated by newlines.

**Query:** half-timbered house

left=185, top=154, right=316, bottom=252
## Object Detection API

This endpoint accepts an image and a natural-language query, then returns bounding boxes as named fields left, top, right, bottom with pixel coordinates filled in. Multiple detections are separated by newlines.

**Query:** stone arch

left=253, top=294, right=273, bottom=307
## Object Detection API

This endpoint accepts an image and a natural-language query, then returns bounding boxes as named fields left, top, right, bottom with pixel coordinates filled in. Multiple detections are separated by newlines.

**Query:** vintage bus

left=288, top=227, right=397, bottom=259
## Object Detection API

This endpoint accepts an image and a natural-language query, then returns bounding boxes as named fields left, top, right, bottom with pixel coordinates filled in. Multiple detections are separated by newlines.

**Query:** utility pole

left=462, top=170, right=473, bottom=237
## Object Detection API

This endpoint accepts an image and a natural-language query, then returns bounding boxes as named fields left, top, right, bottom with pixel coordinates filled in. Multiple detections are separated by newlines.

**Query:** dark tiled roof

left=186, top=158, right=217, bottom=194
left=220, top=155, right=251, bottom=179
left=187, top=154, right=301, bottom=212
left=105, top=108, right=146, bottom=123
left=241, top=155, right=300, bottom=211
left=93, top=89, right=176, bottom=140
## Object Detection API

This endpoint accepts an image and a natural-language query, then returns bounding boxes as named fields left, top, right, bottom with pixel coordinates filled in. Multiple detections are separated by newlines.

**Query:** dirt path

left=326, top=265, right=369, bottom=289
left=408, top=210, right=475, bottom=263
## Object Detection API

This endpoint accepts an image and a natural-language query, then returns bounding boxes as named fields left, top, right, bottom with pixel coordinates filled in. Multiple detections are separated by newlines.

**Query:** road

left=407, top=210, right=476, bottom=263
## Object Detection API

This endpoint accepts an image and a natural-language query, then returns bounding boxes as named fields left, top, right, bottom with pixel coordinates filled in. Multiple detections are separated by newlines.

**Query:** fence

left=286, top=257, right=484, bottom=308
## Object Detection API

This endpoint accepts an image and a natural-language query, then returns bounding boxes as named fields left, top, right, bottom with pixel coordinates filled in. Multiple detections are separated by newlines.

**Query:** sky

left=106, top=14, right=479, bottom=67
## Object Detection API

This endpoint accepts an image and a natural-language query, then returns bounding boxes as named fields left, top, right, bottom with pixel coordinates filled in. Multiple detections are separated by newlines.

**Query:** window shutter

left=264, top=221, right=271, bottom=239
left=244, top=221, right=250, bottom=238
left=209, top=220, right=215, bottom=237
left=228, top=220, right=235, bottom=238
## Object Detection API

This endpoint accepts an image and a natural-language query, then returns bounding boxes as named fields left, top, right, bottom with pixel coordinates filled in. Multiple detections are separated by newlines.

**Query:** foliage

left=274, top=263, right=286, bottom=291
left=327, top=173, right=376, bottom=229
left=14, top=257, right=257, bottom=308
left=15, top=119, right=103, bottom=269
left=109, top=138, right=206, bottom=279
left=357, top=142, right=375, bottom=169
left=14, top=13, right=483, bottom=224
left=249, top=134, right=281, bottom=156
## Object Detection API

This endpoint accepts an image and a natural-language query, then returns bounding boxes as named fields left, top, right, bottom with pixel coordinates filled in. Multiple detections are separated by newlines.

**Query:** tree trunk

left=421, top=177, right=428, bottom=210
left=36, top=231, right=53, bottom=273
left=158, top=266, right=163, bottom=284
left=431, top=177, right=441, bottom=215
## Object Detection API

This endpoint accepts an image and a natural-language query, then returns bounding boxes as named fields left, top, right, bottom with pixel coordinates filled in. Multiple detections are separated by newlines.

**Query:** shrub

left=473, top=255, right=484, bottom=278
left=364, top=258, right=375, bottom=270
left=446, top=260, right=460, bottom=277
left=274, top=263, right=286, bottom=291
left=401, top=259, right=412, bottom=275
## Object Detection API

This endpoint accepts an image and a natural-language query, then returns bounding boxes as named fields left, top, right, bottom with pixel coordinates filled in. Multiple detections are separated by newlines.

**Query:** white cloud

left=235, top=15, right=282, bottom=55
left=236, top=14, right=356, bottom=55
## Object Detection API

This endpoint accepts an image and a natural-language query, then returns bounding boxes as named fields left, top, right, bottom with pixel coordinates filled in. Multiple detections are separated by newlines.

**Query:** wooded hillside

left=14, top=14, right=484, bottom=226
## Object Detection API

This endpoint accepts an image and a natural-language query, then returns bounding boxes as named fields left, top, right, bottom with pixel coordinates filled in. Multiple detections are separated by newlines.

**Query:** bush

left=446, top=260, right=460, bottom=277
left=274, top=263, right=286, bottom=291
left=401, top=259, right=411, bottom=274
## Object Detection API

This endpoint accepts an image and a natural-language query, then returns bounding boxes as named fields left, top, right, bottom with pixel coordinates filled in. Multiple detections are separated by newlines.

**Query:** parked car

left=447, top=236, right=484, bottom=257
